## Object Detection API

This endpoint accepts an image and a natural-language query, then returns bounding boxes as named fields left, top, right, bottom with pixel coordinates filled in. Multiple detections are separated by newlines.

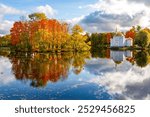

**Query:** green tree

left=0, top=35, right=11, bottom=47
left=136, top=25, right=141, bottom=32
left=28, top=13, right=47, bottom=21
left=90, top=32, right=109, bottom=50
left=135, top=30, right=150, bottom=48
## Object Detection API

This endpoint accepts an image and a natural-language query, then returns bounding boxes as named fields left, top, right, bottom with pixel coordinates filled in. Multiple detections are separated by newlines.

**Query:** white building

left=110, top=32, right=133, bottom=47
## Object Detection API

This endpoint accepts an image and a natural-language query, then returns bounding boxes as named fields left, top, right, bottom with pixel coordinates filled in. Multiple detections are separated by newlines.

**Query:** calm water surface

left=0, top=49, right=150, bottom=100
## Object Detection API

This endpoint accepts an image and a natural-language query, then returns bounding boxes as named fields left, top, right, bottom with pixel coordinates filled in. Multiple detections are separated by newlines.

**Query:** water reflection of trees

left=91, top=49, right=110, bottom=59
left=0, top=47, right=10, bottom=57
left=91, top=49, right=150, bottom=68
left=72, top=52, right=90, bottom=74
left=135, top=51, right=150, bottom=67
left=1, top=48, right=150, bottom=87
left=9, top=52, right=90, bottom=87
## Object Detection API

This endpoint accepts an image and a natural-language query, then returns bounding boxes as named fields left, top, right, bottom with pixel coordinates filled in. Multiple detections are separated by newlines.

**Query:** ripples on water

left=0, top=49, right=150, bottom=100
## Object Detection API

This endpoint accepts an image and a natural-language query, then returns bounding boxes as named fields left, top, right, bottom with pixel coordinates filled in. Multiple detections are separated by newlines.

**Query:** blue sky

left=0, top=0, right=150, bottom=35
left=0, top=0, right=97, bottom=20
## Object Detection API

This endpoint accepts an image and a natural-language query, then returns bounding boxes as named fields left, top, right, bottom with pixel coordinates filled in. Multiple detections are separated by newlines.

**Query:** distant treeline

left=89, top=26, right=150, bottom=50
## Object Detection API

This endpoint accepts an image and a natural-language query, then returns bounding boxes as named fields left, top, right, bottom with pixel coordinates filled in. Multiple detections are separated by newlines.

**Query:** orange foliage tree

left=106, top=33, right=112, bottom=44
left=10, top=19, right=69, bottom=51
left=125, top=27, right=136, bottom=39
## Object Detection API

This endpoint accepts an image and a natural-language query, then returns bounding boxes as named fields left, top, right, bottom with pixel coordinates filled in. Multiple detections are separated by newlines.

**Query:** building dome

left=115, top=32, right=124, bottom=37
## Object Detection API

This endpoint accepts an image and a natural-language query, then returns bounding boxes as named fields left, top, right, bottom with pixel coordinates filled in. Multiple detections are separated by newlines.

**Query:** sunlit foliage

left=10, top=18, right=69, bottom=52
left=10, top=13, right=90, bottom=52
left=0, top=35, right=11, bottom=47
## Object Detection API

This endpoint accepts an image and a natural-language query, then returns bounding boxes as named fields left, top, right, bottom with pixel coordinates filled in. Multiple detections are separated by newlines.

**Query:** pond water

left=0, top=49, right=150, bottom=100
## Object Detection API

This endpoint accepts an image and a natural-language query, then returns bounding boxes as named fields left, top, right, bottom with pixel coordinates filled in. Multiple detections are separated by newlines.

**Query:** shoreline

left=0, top=46, right=150, bottom=53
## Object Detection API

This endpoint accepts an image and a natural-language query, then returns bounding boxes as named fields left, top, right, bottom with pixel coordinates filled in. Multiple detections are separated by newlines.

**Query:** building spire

left=116, top=25, right=120, bottom=33
left=116, top=27, right=118, bottom=33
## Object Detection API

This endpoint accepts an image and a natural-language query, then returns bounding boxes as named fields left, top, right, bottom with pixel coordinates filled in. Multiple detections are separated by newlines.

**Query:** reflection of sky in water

left=0, top=56, right=15, bottom=85
left=0, top=54, right=150, bottom=100
left=85, top=58, right=150, bottom=100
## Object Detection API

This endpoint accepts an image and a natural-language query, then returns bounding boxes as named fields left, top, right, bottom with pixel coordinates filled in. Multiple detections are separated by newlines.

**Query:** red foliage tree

left=106, top=33, right=112, bottom=44
left=125, top=28, right=136, bottom=39
left=10, top=19, right=69, bottom=51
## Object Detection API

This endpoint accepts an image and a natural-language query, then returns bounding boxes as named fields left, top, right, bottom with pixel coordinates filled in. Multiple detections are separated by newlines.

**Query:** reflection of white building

left=110, top=31, right=133, bottom=47
left=111, top=51, right=125, bottom=63
left=110, top=51, right=133, bottom=64
left=124, top=51, right=133, bottom=57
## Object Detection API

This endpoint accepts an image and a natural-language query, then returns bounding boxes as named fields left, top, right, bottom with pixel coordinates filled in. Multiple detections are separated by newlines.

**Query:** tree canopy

left=10, top=14, right=90, bottom=52
left=135, top=30, right=150, bottom=48
left=72, top=24, right=83, bottom=34
left=28, top=13, right=47, bottom=21
left=68, top=25, right=91, bottom=51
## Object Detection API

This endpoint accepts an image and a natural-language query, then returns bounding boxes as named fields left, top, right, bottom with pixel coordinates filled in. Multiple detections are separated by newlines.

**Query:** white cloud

left=86, top=0, right=148, bottom=17
left=73, top=0, right=150, bottom=32
left=0, top=15, right=3, bottom=21
left=128, top=0, right=150, bottom=6
left=0, top=3, right=24, bottom=15
left=36, top=4, right=56, bottom=18
left=0, top=3, right=24, bottom=35
left=0, top=57, right=15, bottom=85
left=0, top=20, right=14, bottom=35
left=0, top=4, right=56, bottom=35
left=80, top=11, right=144, bottom=32
left=85, top=58, right=150, bottom=100
left=66, top=15, right=85, bottom=25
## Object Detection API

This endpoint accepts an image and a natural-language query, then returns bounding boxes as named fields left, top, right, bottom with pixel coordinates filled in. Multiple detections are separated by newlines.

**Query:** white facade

left=125, top=38, right=133, bottom=47
left=110, top=33, right=133, bottom=47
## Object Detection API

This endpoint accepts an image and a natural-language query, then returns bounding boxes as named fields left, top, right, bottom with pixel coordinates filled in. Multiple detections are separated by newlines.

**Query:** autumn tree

left=125, top=26, right=142, bottom=46
left=135, top=30, right=150, bottom=48
left=65, top=24, right=90, bottom=51
left=106, top=33, right=112, bottom=44
left=28, top=12, right=47, bottom=21
left=10, top=12, right=92, bottom=52
left=0, top=35, right=11, bottom=46
left=10, top=16, right=69, bottom=52
left=72, top=24, right=83, bottom=34
left=125, top=26, right=136, bottom=40
left=10, top=21, right=31, bottom=51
